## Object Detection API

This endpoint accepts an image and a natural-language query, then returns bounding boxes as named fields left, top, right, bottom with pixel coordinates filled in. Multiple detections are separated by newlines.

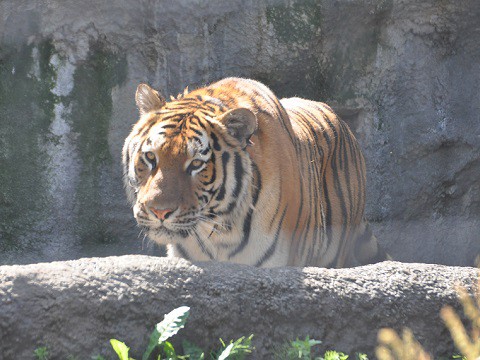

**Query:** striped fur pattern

left=122, top=77, right=386, bottom=267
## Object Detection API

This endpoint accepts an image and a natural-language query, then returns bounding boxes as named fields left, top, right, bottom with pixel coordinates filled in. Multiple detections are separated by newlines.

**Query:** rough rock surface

left=0, top=257, right=478, bottom=358
left=1, top=0, right=479, bottom=265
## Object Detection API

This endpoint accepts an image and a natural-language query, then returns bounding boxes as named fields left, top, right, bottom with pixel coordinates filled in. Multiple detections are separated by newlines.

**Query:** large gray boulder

left=1, top=0, right=479, bottom=265
left=0, top=257, right=477, bottom=358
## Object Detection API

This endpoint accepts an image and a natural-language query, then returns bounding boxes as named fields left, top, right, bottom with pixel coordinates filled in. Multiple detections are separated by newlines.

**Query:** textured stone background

left=0, top=257, right=478, bottom=358
left=1, top=0, right=479, bottom=265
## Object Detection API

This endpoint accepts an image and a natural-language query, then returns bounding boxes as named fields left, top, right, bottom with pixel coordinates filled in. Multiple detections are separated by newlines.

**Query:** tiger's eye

left=145, top=151, right=156, bottom=161
left=187, top=159, right=206, bottom=175
left=191, top=159, right=204, bottom=168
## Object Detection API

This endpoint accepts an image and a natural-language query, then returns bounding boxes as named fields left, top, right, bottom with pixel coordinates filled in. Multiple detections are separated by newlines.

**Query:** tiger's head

left=122, top=83, right=257, bottom=243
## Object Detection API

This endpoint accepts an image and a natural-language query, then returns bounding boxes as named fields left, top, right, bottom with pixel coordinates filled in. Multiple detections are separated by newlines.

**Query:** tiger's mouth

left=133, top=203, right=199, bottom=234
left=147, top=225, right=192, bottom=239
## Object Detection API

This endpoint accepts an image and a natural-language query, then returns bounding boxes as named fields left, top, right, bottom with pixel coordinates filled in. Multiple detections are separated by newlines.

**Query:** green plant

left=321, top=350, right=349, bottom=360
left=142, top=305, right=191, bottom=360
left=34, top=346, right=106, bottom=360
left=274, top=337, right=367, bottom=360
left=110, top=306, right=254, bottom=360
left=319, top=350, right=367, bottom=360
left=215, top=335, right=254, bottom=360
left=182, top=340, right=205, bottom=360
left=280, top=337, right=322, bottom=359
left=33, top=346, right=49, bottom=360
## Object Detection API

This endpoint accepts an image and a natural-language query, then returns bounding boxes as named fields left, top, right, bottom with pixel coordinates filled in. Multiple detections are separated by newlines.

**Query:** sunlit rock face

left=0, top=0, right=479, bottom=265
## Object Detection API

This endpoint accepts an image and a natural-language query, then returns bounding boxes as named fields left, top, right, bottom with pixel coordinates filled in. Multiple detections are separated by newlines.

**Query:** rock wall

left=0, top=257, right=478, bottom=358
left=1, top=0, right=479, bottom=265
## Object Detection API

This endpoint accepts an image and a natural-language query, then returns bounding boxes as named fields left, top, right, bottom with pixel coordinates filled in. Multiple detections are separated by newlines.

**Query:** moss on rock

left=65, top=41, right=127, bottom=248
left=0, top=40, right=57, bottom=252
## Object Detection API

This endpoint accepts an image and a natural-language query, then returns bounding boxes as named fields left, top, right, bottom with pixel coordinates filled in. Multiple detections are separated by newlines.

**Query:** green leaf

left=286, top=337, right=321, bottom=359
left=163, top=341, right=177, bottom=360
left=110, top=339, right=130, bottom=360
left=323, top=350, right=349, bottom=360
left=355, top=354, right=368, bottom=360
left=157, top=306, right=190, bottom=343
left=33, top=347, right=49, bottom=360
left=143, top=328, right=161, bottom=360
left=142, top=306, right=190, bottom=360
left=215, top=335, right=254, bottom=360
left=218, top=343, right=234, bottom=360
left=182, top=340, right=205, bottom=360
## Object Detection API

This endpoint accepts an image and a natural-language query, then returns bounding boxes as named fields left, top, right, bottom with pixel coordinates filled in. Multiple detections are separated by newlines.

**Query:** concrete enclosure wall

left=1, top=0, right=479, bottom=265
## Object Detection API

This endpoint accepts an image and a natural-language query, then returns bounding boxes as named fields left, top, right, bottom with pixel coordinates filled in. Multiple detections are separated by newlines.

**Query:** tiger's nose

left=149, top=207, right=175, bottom=220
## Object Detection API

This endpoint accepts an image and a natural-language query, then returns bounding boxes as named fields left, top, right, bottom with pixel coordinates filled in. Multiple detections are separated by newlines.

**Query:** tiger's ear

left=217, top=108, right=257, bottom=147
left=135, top=83, right=166, bottom=115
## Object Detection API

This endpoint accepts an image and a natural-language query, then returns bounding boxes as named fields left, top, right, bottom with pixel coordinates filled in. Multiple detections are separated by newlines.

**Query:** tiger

left=122, top=77, right=388, bottom=268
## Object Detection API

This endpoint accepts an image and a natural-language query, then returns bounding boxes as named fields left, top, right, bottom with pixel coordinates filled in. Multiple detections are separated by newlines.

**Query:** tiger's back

left=123, top=77, right=386, bottom=267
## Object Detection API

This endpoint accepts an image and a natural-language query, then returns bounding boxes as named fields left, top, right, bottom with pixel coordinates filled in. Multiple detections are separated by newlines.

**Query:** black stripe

left=322, top=169, right=333, bottom=243
left=139, top=120, right=157, bottom=137
left=290, top=108, right=326, bottom=263
left=191, top=127, right=203, bottom=137
left=339, top=121, right=354, bottom=224
left=255, top=206, right=288, bottom=267
left=210, top=132, right=221, bottom=151
left=232, top=153, right=244, bottom=198
left=298, top=148, right=314, bottom=262
left=214, top=200, right=237, bottom=216
left=139, top=156, right=148, bottom=167
left=194, top=232, right=214, bottom=259
left=124, top=142, right=131, bottom=175
left=215, top=152, right=230, bottom=201
left=166, top=101, right=200, bottom=109
left=291, top=195, right=305, bottom=264
left=201, top=153, right=216, bottom=186
left=289, top=110, right=318, bottom=258
left=229, top=162, right=262, bottom=259
left=212, top=155, right=249, bottom=215
left=327, top=120, right=349, bottom=265
left=269, top=192, right=282, bottom=230
left=189, top=115, right=200, bottom=125
left=248, top=96, right=261, bottom=113
left=160, top=114, right=183, bottom=122
left=176, top=244, right=191, bottom=260
left=299, top=107, right=331, bottom=149
left=200, top=103, right=217, bottom=113
left=354, top=152, right=365, bottom=221
left=196, top=119, right=207, bottom=130
left=337, top=124, right=345, bottom=170
left=214, top=128, right=238, bottom=148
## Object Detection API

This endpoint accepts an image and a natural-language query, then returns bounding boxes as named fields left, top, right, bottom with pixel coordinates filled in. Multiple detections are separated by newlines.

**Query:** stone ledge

left=0, top=256, right=477, bottom=358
